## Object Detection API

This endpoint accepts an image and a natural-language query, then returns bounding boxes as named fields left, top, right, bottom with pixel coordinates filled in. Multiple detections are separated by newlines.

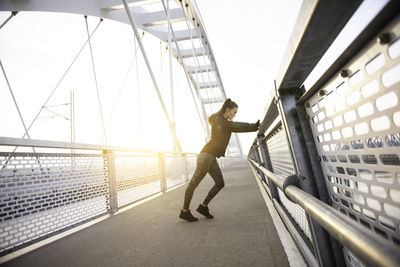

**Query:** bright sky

left=195, top=0, right=303, bottom=153
left=0, top=0, right=387, bottom=155
left=0, top=9, right=203, bottom=152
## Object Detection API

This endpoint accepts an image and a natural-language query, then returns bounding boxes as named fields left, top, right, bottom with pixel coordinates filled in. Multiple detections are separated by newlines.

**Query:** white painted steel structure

left=0, top=0, right=245, bottom=258
left=0, top=0, right=243, bottom=157
left=248, top=0, right=400, bottom=266
left=0, top=136, right=241, bottom=256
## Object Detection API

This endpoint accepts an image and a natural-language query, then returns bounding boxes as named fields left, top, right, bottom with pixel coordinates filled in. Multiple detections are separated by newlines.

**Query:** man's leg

left=183, top=153, right=214, bottom=210
left=202, top=158, right=225, bottom=206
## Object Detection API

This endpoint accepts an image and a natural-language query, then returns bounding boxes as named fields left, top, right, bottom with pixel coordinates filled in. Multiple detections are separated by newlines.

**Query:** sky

left=0, top=10, right=203, bottom=152
left=0, top=0, right=388, bottom=156
left=194, top=0, right=389, bottom=154
left=194, top=0, right=303, bottom=153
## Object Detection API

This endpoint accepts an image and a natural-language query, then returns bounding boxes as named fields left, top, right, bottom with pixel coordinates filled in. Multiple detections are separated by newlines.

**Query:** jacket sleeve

left=215, top=116, right=258, bottom=133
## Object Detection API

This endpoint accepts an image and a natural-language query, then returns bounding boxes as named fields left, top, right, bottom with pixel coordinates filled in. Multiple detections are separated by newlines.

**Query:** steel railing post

left=158, top=153, right=166, bottom=192
left=257, top=135, right=279, bottom=199
left=122, top=0, right=182, bottom=152
left=253, top=144, right=266, bottom=184
left=104, top=150, right=118, bottom=214
left=249, top=158, right=400, bottom=267
left=297, top=101, right=346, bottom=266
left=183, top=154, right=189, bottom=183
left=276, top=89, right=338, bottom=267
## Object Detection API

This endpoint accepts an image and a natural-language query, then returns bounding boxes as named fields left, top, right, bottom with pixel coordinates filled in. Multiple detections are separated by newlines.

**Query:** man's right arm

left=216, top=117, right=259, bottom=133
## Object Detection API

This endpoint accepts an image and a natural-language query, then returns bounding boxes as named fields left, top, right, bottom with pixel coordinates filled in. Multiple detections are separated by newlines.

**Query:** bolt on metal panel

left=304, top=15, right=400, bottom=264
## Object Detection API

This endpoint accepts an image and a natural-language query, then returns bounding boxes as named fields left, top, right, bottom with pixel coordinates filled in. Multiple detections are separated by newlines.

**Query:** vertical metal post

left=253, top=144, right=261, bottom=164
left=181, top=1, right=211, bottom=140
left=256, top=136, right=271, bottom=170
left=183, top=154, right=189, bottom=183
left=166, top=0, right=177, bottom=152
left=253, top=142, right=265, bottom=182
left=253, top=143, right=266, bottom=184
left=257, top=135, right=279, bottom=199
left=70, top=89, right=76, bottom=169
left=249, top=146, right=255, bottom=161
left=122, top=0, right=182, bottom=152
left=70, top=89, right=76, bottom=153
left=134, top=37, right=144, bottom=146
left=160, top=0, right=209, bottom=141
left=104, top=150, right=118, bottom=214
left=297, top=97, right=346, bottom=267
left=277, top=89, right=337, bottom=267
left=158, top=153, right=167, bottom=192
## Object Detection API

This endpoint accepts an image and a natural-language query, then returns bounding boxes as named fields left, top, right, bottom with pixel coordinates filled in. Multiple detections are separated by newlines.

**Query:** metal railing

left=249, top=159, right=400, bottom=267
left=248, top=1, right=400, bottom=266
left=0, top=136, right=238, bottom=256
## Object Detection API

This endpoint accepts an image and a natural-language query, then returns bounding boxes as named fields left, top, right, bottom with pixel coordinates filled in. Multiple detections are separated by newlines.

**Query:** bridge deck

left=4, top=160, right=289, bottom=267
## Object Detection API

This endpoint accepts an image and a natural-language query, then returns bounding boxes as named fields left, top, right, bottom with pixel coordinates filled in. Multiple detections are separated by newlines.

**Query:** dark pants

left=183, top=152, right=225, bottom=210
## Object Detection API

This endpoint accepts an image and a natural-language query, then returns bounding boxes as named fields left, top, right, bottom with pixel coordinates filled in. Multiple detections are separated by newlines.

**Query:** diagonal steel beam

left=0, top=11, right=17, bottom=30
left=161, top=0, right=209, bottom=139
left=122, top=0, right=182, bottom=152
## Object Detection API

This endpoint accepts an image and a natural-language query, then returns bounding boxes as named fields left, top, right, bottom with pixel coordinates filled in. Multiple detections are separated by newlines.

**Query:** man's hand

left=255, top=120, right=260, bottom=129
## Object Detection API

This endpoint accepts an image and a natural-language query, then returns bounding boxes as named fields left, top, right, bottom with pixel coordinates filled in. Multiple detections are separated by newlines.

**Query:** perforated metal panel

left=305, top=16, right=400, bottom=252
left=0, top=144, right=241, bottom=255
left=186, top=155, right=197, bottom=178
left=217, top=157, right=241, bottom=169
left=266, top=125, right=312, bottom=240
left=115, top=155, right=161, bottom=207
left=164, top=154, right=186, bottom=188
left=0, top=152, right=109, bottom=253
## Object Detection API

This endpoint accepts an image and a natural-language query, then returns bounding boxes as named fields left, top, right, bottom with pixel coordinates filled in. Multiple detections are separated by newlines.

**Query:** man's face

left=226, top=107, right=238, bottom=120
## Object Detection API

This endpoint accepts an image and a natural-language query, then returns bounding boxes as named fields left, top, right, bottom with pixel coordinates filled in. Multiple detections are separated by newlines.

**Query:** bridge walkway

left=3, top=160, right=290, bottom=267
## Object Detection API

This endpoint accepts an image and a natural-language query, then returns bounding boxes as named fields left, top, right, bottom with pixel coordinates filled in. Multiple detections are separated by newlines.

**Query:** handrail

left=248, top=158, right=400, bottom=267
left=0, top=136, right=197, bottom=155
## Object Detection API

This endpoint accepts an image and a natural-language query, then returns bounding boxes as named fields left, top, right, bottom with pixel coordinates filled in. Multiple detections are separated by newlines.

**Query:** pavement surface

left=3, top=160, right=290, bottom=267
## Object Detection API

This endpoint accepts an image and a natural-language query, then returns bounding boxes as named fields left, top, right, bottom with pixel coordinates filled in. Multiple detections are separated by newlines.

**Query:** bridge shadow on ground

left=3, top=160, right=289, bottom=267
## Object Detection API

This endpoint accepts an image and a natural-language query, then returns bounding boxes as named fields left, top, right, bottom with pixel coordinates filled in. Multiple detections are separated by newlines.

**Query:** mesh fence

left=115, top=154, right=161, bottom=208
left=164, top=154, right=187, bottom=189
left=0, top=149, right=205, bottom=254
left=0, top=152, right=109, bottom=254
left=266, top=126, right=312, bottom=241
left=305, top=15, right=400, bottom=266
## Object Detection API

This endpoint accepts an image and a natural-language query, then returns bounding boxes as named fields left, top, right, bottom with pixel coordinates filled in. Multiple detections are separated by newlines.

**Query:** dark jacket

left=200, top=114, right=258, bottom=158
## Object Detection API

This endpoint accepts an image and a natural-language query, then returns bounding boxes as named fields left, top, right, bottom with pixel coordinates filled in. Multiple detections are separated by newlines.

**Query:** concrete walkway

left=3, top=160, right=290, bottom=267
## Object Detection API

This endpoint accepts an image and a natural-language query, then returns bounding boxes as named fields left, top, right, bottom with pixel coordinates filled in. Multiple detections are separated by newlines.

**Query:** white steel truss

left=0, top=0, right=243, bottom=157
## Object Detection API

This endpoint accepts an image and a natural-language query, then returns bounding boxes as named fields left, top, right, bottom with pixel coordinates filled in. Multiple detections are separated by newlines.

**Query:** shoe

left=196, top=204, right=214, bottom=219
left=179, top=209, right=198, bottom=222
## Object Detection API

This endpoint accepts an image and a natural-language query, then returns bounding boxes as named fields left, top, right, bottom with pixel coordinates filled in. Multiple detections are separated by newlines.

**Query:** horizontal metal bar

left=198, top=81, right=218, bottom=89
left=248, top=159, right=400, bottom=267
left=175, top=47, right=205, bottom=58
left=275, top=0, right=362, bottom=91
left=257, top=84, right=279, bottom=136
left=100, top=0, right=156, bottom=10
left=249, top=159, right=284, bottom=189
left=249, top=161, right=317, bottom=266
left=201, top=97, right=224, bottom=104
left=0, top=151, right=103, bottom=157
left=0, top=136, right=196, bottom=155
left=187, top=64, right=212, bottom=74
left=272, top=198, right=318, bottom=267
